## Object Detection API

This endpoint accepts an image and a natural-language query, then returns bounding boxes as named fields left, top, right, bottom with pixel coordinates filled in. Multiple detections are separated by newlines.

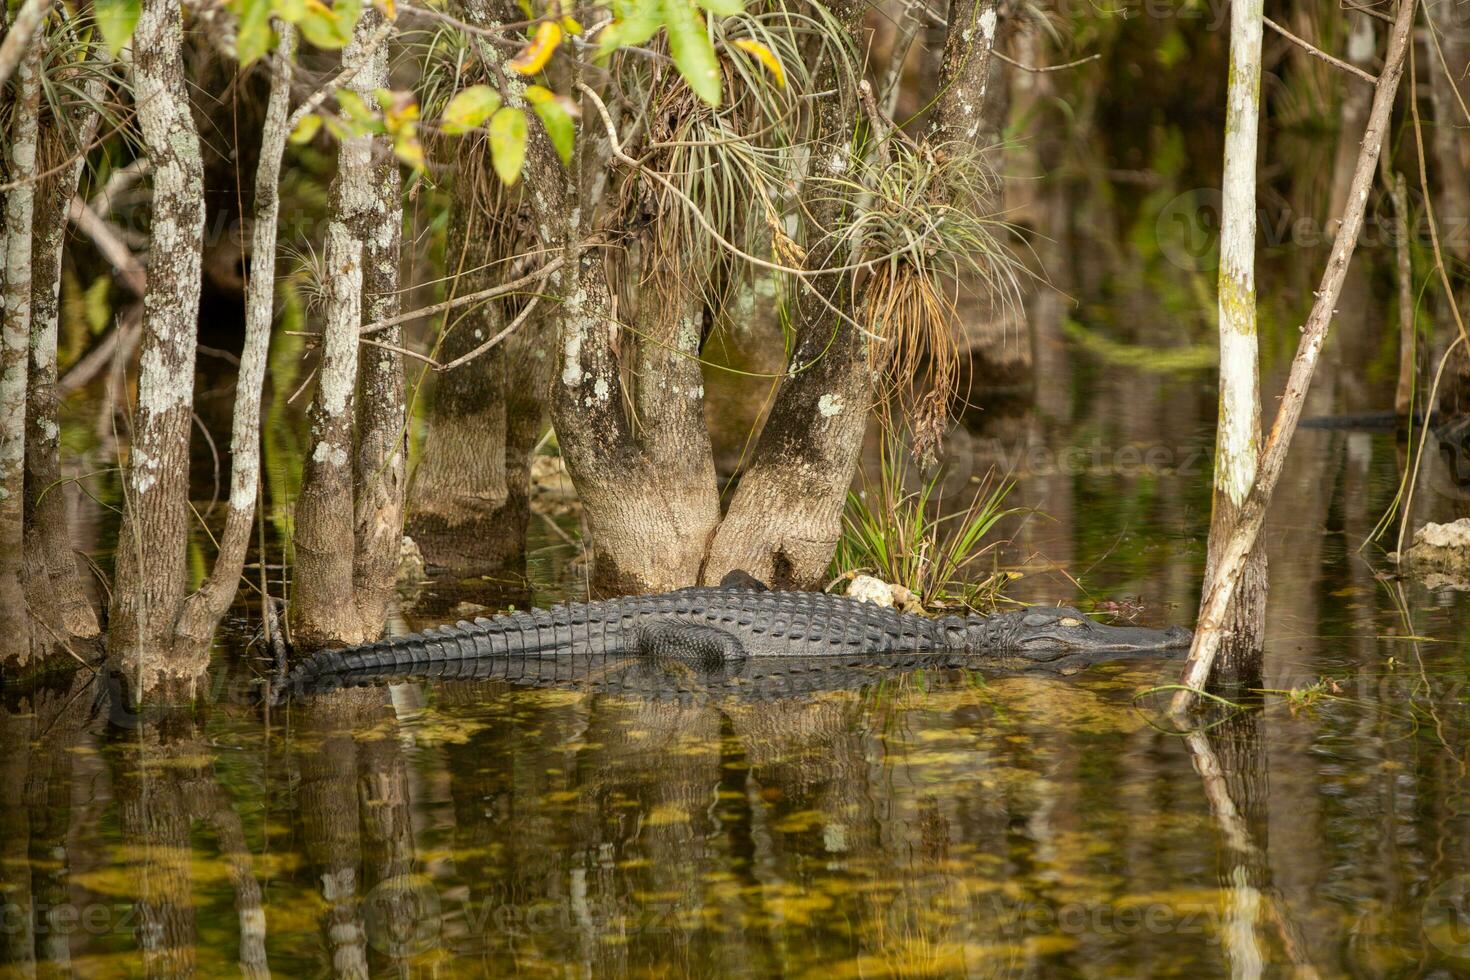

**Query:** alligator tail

left=274, top=605, right=632, bottom=701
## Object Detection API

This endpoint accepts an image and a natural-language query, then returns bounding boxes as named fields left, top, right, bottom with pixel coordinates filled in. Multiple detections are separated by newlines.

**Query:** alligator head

left=966, top=606, right=1192, bottom=664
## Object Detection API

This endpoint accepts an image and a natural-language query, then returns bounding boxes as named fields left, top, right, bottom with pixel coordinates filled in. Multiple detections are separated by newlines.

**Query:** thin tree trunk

left=931, top=0, right=1005, bottom=168
left=1171, top=0, right=1416, bottom=714
left=174, top=23, right=295, bottom=649
left=1, top=37, right=43, bottom=666
left=108, top=0, right=208, bottom=689
left=295, top=10, right=401, bottom=648
left=0, top=0, right=51, bottom=93
left=1391, top=172, right=1416, bottom=418
left=1204, top=0, right=1267, bottom=688
left=25, top=48, right=106, bottom=643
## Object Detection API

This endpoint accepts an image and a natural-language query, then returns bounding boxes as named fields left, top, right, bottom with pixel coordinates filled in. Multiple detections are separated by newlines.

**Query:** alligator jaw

left=977, top=606, right=1193, bottom=663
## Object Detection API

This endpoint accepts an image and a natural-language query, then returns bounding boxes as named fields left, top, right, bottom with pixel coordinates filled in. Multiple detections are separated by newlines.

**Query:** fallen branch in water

left=1170, top=0, right=1417, bottom=717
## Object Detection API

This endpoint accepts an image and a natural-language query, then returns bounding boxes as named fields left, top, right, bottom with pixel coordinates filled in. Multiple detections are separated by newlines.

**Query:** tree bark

left=25, top=47, right=106, bottom=644
left=108, top=0, right=209, bottom=689
left=407, top=178, right=549, bottom=573
left=351, top=75, right=406, bottom=630
left=295, top=10, right=405, bottom=648
left=510, top=13, right=720, bottom=593
left=702, top=0, right=890, bottom=589
left=0, top=35, right=42, bottom=664
left=1205, top=0, right=1267, bottom=689
left=175, top=23, right=295, bottom=649
left=1171, top=0, right=1416, bottom=714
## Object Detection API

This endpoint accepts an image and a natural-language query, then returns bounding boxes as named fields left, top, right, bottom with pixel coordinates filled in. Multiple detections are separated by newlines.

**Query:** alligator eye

left=1059, top=617, right=1083, bottom=627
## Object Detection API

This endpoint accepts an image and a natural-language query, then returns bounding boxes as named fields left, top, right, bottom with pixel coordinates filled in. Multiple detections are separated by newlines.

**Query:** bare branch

left=360, top=255, right=564, bottom=335
left=436, top=293, right=543, bottom=372
left=1264, top=15, right=1378, bottom=83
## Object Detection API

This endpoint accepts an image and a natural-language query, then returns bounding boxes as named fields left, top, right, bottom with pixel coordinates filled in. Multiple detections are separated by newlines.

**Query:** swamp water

left=3, top=201, right=1470, bottom=979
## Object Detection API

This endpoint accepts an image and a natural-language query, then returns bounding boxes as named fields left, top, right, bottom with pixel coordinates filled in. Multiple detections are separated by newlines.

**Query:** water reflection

left=3, top=180, right=1469, bottom=976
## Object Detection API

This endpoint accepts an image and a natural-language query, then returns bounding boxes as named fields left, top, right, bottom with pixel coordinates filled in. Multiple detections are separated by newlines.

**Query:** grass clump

left=830, top=440, right=1018, bottom=612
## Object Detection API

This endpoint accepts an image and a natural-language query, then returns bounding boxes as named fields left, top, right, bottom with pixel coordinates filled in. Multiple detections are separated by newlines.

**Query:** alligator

left=278, top=575, right=1191, bottom=700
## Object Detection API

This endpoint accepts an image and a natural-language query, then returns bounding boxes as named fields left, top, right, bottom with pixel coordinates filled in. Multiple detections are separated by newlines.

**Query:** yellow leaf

left=732, top=38, right=785, bottom=87
left=393, top=127, right=425, bottom=170
left=509, top=20, right=561, bottom=74
left=289, top=113, right=322, bottom=144
left=440, top=84, right=501, bottom=135
left=559, top=14, right=582, bottom=34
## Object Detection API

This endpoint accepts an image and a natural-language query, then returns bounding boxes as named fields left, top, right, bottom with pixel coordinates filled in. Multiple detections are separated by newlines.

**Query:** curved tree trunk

left=108, top=0, right=209, bottom=689
left=174, top=22, right=295, bottom=650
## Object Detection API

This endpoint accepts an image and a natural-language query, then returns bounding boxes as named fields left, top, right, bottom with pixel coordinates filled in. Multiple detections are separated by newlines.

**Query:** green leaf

left=440, top=84, right=501, bottom=135
left=696, top=0, right=742, bottom=15
left=289, top=114, right=323, bottom=144
left=335, top=88, right=382, bottom=133
left=232, top=0, right=276, bottom=64
left=488, top=106, right=527, bottom=185
left=297, top=0, right=359, bottom=49
left=273, top=0, right=307, bottom=20
left=662, top=0, right=720, bottom=106
left=599, top=0, right=662, bottom=56
left=94, top=0, right=140, bottom=56
left=525, top=85, right=574, bottom=165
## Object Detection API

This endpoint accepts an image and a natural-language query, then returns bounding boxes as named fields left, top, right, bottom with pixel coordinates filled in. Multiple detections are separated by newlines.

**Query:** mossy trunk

left=108, top=0, right=210, bottom=690
left=295, top=11, right=406, bottom=649
left=24, top=55, right=103, bottom=645
left=1, top=36, right=42, bottom=664
left=1205, top=0, right=1266, bottom=688
left=407, top=156, right=548, bottom=574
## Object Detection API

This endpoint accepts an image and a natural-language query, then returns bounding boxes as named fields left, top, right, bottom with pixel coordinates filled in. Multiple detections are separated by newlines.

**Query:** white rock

left=847, top=574, right=895, bottom=607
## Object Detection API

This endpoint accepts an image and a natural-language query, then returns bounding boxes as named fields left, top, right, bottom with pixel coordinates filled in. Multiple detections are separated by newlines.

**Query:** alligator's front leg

left=631, top=620, right=748, bottom=670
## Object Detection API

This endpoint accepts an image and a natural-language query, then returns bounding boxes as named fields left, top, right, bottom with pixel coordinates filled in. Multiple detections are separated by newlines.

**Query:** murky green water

left=7, top=399, right=1470, bottom=976
left=6, top=191, right=1470, bottom=977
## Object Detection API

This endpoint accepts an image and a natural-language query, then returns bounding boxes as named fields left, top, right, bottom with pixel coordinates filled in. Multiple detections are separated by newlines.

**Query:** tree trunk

left=1171, top=0, right=1415, bottom=714
left=174, top=22, right=295, bottom=650
left=0, top=35, right=42, bottom=664
left=514, top=36, right=720, bottom=593
left=351, top=88, right=406, bottom=629
left=1205, top=0, right=1267, bottom=689
left=25, top=46, right=106, bottom=644
left=295, top=10, right=405, bottom=648
left=407, top=163, right=549, bottom=574
left=108, top=0, right=209, bottom=690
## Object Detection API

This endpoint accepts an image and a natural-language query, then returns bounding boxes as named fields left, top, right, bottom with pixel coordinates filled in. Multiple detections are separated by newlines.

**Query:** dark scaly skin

left=279, top=587, right=1192, bottom=700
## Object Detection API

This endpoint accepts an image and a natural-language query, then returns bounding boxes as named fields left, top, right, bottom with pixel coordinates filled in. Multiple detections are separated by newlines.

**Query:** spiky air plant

left=600, top=1, right=846, bottom=426
left=819, top=140, right=1021, bottom=464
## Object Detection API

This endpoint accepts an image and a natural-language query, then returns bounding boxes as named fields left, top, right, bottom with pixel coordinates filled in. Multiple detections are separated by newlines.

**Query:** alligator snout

left=1006, top=607, right=1194, bottom=655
